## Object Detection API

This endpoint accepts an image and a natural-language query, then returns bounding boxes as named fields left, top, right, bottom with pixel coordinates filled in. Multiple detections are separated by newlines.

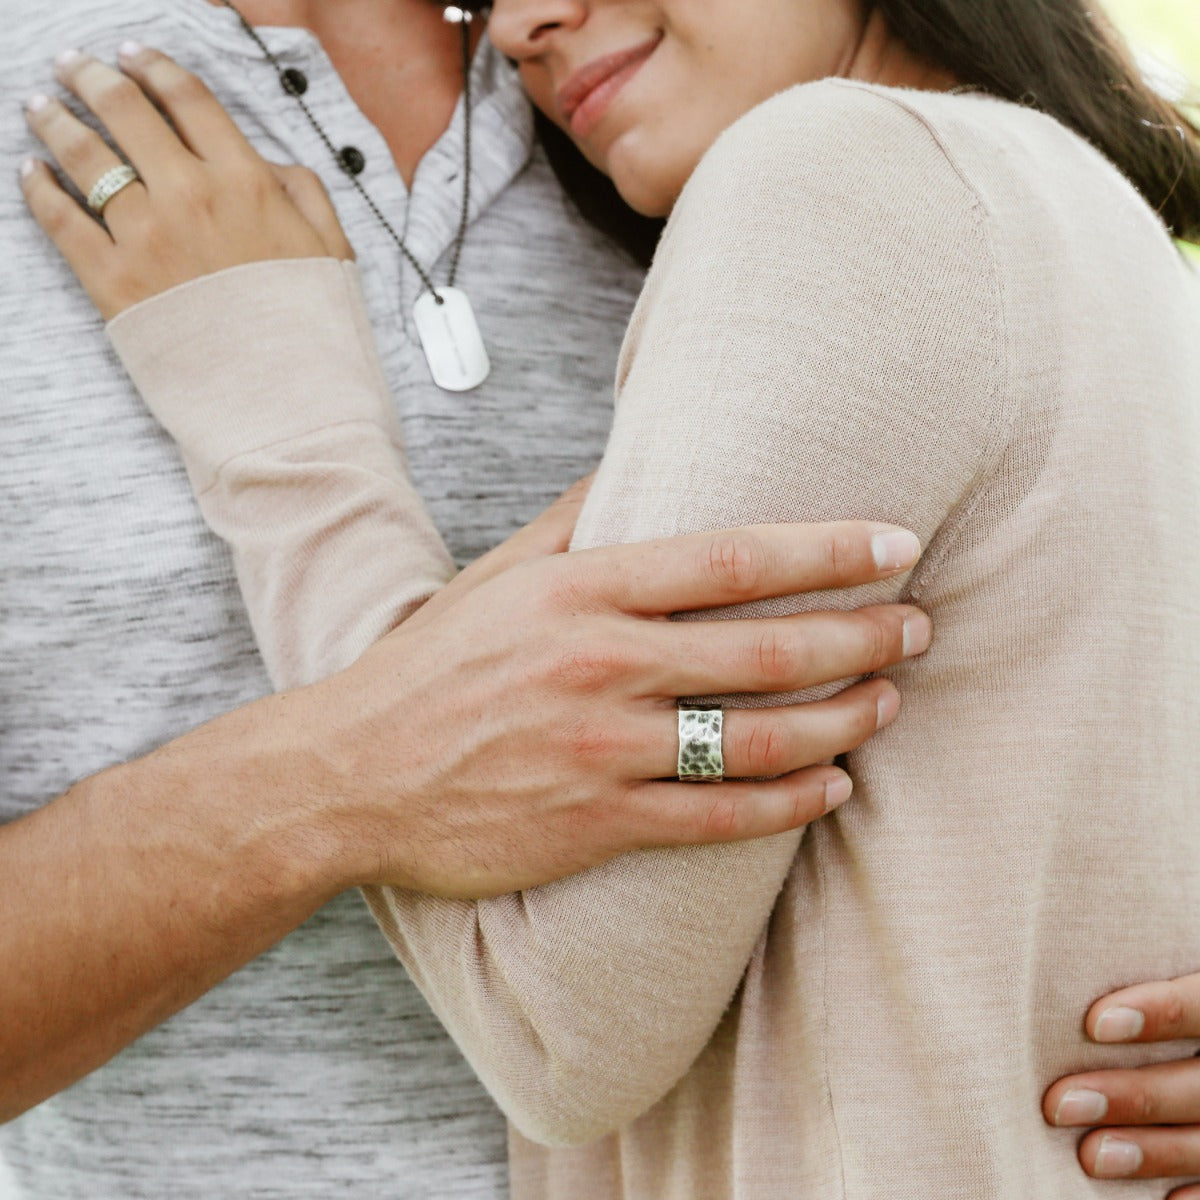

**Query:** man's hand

left=1, top=517, right=927, bottom=1122
left=303, top=518, right=931, bottom=897
left=1044, top=973, right=1200, bottom=1196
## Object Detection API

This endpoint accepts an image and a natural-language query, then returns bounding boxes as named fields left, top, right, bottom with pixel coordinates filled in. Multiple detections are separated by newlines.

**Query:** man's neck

left=208, top=0, right=482, bottom=186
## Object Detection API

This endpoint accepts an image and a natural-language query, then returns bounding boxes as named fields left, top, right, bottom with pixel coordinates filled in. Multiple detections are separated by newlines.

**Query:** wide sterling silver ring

left=677, top=706, right=725, bottom=783
left=86, top=164, right=141, bottom=217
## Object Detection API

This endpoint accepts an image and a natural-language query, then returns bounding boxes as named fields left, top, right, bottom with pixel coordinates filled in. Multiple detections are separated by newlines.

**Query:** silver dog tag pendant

left=412, top=287, right=491, bottom=393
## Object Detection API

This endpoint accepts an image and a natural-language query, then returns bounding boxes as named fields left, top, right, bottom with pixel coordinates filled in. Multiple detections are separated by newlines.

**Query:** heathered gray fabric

left=0, top=2, right=642, bottom=1195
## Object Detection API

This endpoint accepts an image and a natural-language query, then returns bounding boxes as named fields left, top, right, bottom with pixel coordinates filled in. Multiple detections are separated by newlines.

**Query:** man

left=3, top=1, right=1197, bottom=1195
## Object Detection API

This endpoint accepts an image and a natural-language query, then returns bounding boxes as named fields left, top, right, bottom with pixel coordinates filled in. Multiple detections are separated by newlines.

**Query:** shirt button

left=280, top=68, right=309, bottom=96
left=338, top=146, right=367, bottom=176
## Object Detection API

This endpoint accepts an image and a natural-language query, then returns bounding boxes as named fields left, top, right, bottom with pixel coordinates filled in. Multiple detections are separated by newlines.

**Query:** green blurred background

left=1106, top=0, right=1200, bottom=85
left=1105, top=0, right=1199, bottom=254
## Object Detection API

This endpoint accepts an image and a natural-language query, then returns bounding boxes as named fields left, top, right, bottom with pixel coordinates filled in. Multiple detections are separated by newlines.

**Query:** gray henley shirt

left=0, top=2, right=642, bottom=1195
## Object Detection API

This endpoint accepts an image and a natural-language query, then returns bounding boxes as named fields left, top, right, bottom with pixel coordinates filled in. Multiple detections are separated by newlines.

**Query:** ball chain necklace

left=218, top=0, right=491, bottom=392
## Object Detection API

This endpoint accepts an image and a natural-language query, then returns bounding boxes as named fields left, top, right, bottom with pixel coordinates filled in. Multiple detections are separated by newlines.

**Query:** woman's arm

left=23, top=51, right=947, bottom=1143
left=359, top=82, right=1009, bottom=1144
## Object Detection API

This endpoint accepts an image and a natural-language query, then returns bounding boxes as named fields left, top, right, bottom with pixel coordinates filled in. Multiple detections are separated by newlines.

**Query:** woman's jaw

left=489, top=1, right=961, bottom=217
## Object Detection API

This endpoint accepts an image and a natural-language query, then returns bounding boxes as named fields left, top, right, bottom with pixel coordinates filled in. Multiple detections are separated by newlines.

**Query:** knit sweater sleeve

left=106, top=257, right=457, bottom=687
left=107, top=81, right=1008, bottom=1146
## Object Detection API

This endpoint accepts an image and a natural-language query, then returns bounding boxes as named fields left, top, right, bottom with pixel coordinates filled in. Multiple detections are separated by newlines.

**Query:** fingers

left=644, top=604, right=930, bottom=697
left=271, top=165, right=355, bottom=260
left=1087, top=973, right=1200, bottom=1044
left=19, top=158, right=113, bottom=294
left=115, top=43, right=258, bottom=163
left=568, top=521, right=921, bottom=615
left=626, top=763, right=853, bottom=847
left=24, top=92, right=146, bottom=228
left=718, top=679, right=898, bottom=776
left=1047, top=1058, right=1200, bottom=1130
left=1077, top=1126, right=1200, bottom=1181
left=593, top=678, right=898, bottom=781
left=52, top=49, right=188, bottom=180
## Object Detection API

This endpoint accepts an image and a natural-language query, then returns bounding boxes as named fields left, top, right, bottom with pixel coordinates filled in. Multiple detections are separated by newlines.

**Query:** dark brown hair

left=538, top=0, right=1200, bottom=264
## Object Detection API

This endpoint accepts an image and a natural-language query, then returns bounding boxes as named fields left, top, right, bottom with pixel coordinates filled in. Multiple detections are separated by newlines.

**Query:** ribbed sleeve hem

left=107, top=258, right=393, bottom=493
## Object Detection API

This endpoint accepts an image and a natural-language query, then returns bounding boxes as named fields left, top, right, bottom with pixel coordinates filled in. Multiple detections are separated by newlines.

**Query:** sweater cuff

left=107, top=258, right=394, bottom=493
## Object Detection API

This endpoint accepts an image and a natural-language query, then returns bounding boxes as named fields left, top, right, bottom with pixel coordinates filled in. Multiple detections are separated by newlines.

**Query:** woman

left=19, top=1, right=1200, bottom=1197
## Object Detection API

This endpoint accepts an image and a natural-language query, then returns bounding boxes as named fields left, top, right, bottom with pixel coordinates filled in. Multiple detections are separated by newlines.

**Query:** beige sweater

left=110, top=81, right=1200, bottom=1198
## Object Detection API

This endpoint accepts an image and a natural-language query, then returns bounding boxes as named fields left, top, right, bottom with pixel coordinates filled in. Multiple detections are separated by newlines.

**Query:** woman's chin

left=615, top=179, right=675, bottom=219
left=607, top=155, right=683, bottom=218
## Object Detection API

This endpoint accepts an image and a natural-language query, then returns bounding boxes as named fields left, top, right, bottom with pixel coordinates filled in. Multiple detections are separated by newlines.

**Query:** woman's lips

left=558, top=33, right=663, bottom=140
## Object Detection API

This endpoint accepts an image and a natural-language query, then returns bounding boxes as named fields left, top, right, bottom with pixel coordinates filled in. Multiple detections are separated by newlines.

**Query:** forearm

left=0, top=690, right=346, bottom=1123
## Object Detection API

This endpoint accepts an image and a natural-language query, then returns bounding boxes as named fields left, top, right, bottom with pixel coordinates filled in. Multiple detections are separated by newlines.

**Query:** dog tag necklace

left=221, top=0, right=491, bottom=392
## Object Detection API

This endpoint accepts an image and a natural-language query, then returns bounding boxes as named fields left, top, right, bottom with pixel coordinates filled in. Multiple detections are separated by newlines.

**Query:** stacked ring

left=677, top=706, right=725, bottom=783
left=86, top=164, right=140, bottom=217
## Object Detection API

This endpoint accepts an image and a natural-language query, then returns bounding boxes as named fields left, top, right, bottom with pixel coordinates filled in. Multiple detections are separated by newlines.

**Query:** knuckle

left=701, top=793, right=742, bottom=842
left=165, top=169, right=208, bottom=208
left=546, top=642, right=621, bottom=696
left=56, top=129, right=96, bottom=174
left=158, top=67, right=210, bottom=108
left=543, top=561, right=603, bottom=616
left=39, top=196, right=76, bottom=239
left=1161, top=990, right=1188, bottom=1033
left=93, top=74, right=143, bottom=114
left=706, top=533, right=768, bottom=600
left=754, top=629, right=803, bottom=687
left=744, top=718, right=791, bottom=776
left=225, top=157, right=275, bottom=200
left=822, top=528, right=858, bottom=578
left=856, top=613, right=895, bottom=674
left=1128, top=1086, right=1157, bottom=1122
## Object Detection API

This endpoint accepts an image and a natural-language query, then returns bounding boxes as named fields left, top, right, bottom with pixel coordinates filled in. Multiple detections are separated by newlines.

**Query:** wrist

left=126, top=691, right=355, bottom=918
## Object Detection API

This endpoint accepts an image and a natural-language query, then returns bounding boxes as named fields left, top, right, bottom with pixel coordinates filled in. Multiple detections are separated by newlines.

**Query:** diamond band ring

left=677, top=706, right=725, bottom=783
left=86, top=164, right=141, bottom=217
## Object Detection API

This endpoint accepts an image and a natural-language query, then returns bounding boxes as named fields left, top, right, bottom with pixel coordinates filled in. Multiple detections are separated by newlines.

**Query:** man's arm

left=0, top=515, right=922, bottom=1125
left=0, top=691, right=342, bottom=1124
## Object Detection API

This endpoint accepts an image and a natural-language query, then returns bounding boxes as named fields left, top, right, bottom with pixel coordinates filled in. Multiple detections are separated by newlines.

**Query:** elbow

left=486, top=1045, right=697, bottom=1149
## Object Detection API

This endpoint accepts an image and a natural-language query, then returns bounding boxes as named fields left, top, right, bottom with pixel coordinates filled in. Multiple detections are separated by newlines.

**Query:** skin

left=1, top=13, right=934, bottom=1125
left=493, top=0, right=1200, bottom=1185
left=202, top=0, right=484, bottom=184
left=12, top=5, right=1200, bottom=1186
left=488, top=0, right=957, bottom=214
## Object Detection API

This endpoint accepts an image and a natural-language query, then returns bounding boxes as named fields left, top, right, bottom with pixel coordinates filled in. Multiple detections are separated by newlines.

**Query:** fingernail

left=876, top=687, right=900, bottom=729
left=25, top=93, right=52, bottom=114
left=824, top=774, right=853, bottom=814
left=1094, top=1006, right=1145, bottom=1043
left=902, top=613, right=933, bottom=657
left=19, top=157, right=36, bottom=179
left=871, top=528, right=921, bottom=572
left=54, top=48, right=84, bottom=70
left=117, top=41, right=145, bottom=61
left=1053, top=1089, right=1108, bottom=1126
left=1093, top=1136, right=1142, bottom=1178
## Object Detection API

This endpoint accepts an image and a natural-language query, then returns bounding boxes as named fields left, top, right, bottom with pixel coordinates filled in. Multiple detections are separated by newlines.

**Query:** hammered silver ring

left=86, top=164, right=141, bottom=217
left=677, top=706, right=725, bottom=783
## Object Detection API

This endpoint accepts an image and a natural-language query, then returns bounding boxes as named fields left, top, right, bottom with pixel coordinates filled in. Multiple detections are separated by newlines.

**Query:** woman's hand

left=408, top=475, right=595, bottom=630
left=1045, top=972, right=1200, bottom=1196
left=21, top=45, right=352, bottom=320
